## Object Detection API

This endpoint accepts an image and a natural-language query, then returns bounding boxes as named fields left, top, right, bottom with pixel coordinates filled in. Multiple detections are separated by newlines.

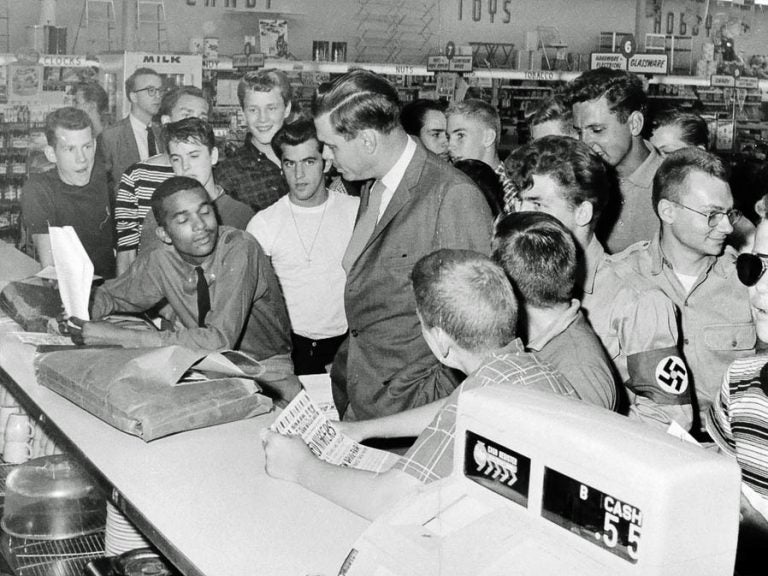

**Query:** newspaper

left=271, top=390, right=398, bottom=474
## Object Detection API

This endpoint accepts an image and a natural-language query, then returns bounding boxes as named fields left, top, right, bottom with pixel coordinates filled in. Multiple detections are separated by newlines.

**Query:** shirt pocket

left=703, top=323, right=756, bottom=352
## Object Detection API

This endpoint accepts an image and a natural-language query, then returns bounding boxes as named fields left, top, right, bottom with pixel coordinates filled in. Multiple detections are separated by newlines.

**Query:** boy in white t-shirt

left=247, top=119, right=359, bottom=374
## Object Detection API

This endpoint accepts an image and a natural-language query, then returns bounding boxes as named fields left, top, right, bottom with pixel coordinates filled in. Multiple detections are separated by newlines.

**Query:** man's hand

left=261, top=430, right=315, bottom=484
left=333, top=420, right=366, bottom=443
left=67, top=317, right=131, bottom=346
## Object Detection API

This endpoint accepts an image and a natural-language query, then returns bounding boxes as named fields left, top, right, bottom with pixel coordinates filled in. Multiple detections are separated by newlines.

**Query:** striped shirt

left=392, top=339, right=579, bottom=483
left=708, top=354, right=768, bottom=499
left=114, top=158, right=174, bottom=251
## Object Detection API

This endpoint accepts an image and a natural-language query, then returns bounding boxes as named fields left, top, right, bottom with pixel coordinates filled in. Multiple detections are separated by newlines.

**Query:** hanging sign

left=590, top=53, right=626, bottom=70
left=735, top=77, right=759, bottom=90
left=711, top=75, right=736, bottom=88
left=427, top=55, right=450, bottom=72
left=627, top=54, right=668, bottom=74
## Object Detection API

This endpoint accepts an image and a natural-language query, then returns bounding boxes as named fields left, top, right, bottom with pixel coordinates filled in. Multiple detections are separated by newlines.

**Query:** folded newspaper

left=271, top=390, right=398, bottom=474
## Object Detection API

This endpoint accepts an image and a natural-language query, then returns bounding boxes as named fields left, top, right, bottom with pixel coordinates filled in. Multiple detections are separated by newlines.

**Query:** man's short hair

left=492, top=212, right=578, bottom=308
left=45, top=107, right=92, bottom=146
left=529, top=95, right=571, bottom=130
left=161, top=117, right=215, bottom=152
left=652, top=147, right=729, bottom=212
left=271, top=118, right=322, bottom=160
left=237, top=68, right=292, bottom=109
left=400, top=99, right=447, bottom=136
left=505, top=135, right=609, bottom=222
left=73, top=82, right=109, bottom=116
left=446, top=99, right=501, bottom=146
left=159, top=85, right=208, bottom=118
left=411, top=249, right=518, bottom=353
left=311, top=69, right=401, bottom=139
left=650, top=109, right=709, bottom=149
left=125, top=67, right=160, bottom=96
left=565, top=68, right=647, bottom=123
left=151, top=175, right=207, bottom=226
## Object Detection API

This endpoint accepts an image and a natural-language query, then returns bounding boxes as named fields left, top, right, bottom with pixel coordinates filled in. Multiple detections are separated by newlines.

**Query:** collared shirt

left=528, top=299, right=617, bottom=410
left=620, top=232, right=756, bottom=425
left=582, top=238, right=693, bottom=430
left=579, top=235, right=606, bottom=299
left=114, top=156, right=174, bottom=251
left=214, top=134, right=288, bottom=212
left=91, top=227, right=292, bottom=361
left=392, top=339, right=578, bottom=483
left=128, top=113, right=152, bottom=161
left=601, top=141, right=663, bottom=254
left=378, top=136, right=417, bottom=221
left=708, top=354, right=768, bottom=499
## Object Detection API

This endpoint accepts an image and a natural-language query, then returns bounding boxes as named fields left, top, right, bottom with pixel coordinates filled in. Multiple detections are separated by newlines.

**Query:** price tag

left=541, top=467, right=642, bottom=563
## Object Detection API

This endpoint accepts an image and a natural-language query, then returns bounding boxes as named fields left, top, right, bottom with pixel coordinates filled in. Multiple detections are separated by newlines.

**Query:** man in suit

left=313, top=70, right=493, bottom=420
left=100, top=67, right=165, bottom=193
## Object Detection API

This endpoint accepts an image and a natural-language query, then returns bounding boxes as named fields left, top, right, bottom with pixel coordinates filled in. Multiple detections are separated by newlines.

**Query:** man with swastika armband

left=506, top=135, right=693, bottom=430
left=618, top=148, right=756, bottom=437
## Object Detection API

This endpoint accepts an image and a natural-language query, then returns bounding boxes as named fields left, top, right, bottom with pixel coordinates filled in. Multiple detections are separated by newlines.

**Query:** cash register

left=340, top=387, right=741, bottom=576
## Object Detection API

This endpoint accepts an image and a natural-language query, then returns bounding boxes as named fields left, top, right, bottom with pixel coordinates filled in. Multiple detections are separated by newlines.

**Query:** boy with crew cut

left=263, top=249, right=579, bottom=519
left=215, top=69, right=291, bottom=212
left=21, top=107, right=115, bottom=279
left=69, top=176, right=298, bottom=400
left=138, top=117, right=254, bottom=253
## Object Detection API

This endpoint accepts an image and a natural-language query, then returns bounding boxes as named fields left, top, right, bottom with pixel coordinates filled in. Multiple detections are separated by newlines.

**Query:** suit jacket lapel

left=121, top=118, right=140, bottom=160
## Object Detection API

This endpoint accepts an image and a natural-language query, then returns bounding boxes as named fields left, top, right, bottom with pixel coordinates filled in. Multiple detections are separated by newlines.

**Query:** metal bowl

left=1, top=454, right=106, bottom=540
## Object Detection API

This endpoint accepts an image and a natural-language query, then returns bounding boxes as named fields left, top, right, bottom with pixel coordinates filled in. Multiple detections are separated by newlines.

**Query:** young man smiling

left=246, top=119, right=358, bottom=375
left=70, top=176, right=297, bottom=399
left=21, top=107, right=115, bottom=279
left=215, top=69, right=291, bottom=212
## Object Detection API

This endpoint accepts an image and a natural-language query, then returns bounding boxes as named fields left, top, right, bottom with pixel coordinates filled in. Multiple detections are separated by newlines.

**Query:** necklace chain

left=288, top=199, right=328, bottom=263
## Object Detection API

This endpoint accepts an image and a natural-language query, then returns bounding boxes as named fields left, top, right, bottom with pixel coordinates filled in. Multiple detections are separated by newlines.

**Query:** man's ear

left=127, top=91, right=137, bottom=106
left=627, top=110, right=644, bottom=137
left=482, top=127, right=498, bottom=149
left=323, top=158, right=332, bottom=174
left=283, top=101, right=292, bottom=120
left=574, top=200, right=594, bottom=228
left=657, top=198, right=676, bottom=225
left=155, top=225, right=173, bottom=245
left=44, top=145, right=57, bottom=165
left=210, top=147, right=219, bottom=167
left=359, top=128, right=378, bottom=155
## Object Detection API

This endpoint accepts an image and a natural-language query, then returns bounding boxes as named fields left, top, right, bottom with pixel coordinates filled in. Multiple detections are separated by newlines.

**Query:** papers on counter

left=272, top=390, right=398, bottom=474
left=49, top=226, right=93, bottom=320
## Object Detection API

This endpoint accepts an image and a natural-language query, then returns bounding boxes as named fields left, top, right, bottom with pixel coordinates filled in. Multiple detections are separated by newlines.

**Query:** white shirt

left=128, top=113, right=153, bottom=161
left=246, top=191, right=360, bottom=339
left=377, top=136, right=417, bottom=222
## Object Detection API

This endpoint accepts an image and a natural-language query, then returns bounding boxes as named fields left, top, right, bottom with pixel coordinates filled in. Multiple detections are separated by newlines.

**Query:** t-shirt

left=20, top=165, right=116, bottom=279
left=247, top=191, right=359, bottom=339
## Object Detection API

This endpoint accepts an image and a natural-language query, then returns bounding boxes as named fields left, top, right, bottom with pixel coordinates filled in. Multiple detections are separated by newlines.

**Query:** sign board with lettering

left=232, top=53, right=265, bottom=68
left=590, top=53, right=627, bottom=70
left=711, top=74, right=736, bottom=87
left=627, top=54, right=668, bottom=74
left=427, top=55, right=450, bottom=72
left=39, top=54, right=98, bottom=68
left=449, top=55, right=473, bottom=73
left=735, top=77, right=759, bottom=90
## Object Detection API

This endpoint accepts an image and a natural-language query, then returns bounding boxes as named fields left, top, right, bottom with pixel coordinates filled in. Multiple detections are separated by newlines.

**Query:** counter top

left=0, top=333, right=369, bottom=576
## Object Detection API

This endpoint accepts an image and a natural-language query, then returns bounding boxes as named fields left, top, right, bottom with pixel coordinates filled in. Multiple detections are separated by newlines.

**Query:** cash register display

left=463, top=430, right=531, bottom=507
left=541, top=467, right=642, bottom=563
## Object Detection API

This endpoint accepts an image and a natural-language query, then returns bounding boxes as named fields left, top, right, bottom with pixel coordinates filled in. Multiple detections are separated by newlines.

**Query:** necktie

left=342, top=180, right=384, bottom=273
left=147, top=124, right=157, bottom=157
left=195, top=266, right=210, bottom=327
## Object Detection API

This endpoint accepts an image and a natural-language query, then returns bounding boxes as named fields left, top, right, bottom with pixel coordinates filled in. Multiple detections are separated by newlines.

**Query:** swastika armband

left=626, top=347, right=692, bottom=405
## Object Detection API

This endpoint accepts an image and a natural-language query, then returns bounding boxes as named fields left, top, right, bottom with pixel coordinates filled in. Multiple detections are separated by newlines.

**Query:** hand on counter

left=66, top=317, right=162, bottom=348
left=261, top=429, right=314, bottom=484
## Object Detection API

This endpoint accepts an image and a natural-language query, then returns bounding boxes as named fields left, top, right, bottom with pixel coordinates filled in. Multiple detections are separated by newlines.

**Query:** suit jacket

left=99, top=116, right=165, bottom=195
left=331, top=143, right=493, bottom=420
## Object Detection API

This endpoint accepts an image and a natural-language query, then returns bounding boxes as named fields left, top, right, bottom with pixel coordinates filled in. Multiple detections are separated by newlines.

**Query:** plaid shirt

left=214, top=134, right=288, bottom=212
left=392, top=339, right=578, bottom=483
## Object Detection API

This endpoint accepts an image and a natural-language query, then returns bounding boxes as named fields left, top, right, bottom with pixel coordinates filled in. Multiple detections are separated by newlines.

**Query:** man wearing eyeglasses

left=618, top=147, right=756, bottom=437
left=99, top=67, right=166, bottom=195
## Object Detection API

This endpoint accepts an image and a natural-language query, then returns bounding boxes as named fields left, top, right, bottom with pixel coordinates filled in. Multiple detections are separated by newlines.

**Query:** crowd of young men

left=19, top=65, right=767, bottom=566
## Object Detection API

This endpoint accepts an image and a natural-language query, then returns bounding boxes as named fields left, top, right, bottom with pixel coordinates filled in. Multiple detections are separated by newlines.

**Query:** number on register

left=541, top=467, right=642, bottom=563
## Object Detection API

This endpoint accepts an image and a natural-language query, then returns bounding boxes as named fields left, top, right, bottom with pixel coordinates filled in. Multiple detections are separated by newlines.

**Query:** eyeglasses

left=669, top=200, right=742, bottom=227
left=133, top=86, right=165, bottom=97
left=736, top=252, right=768, bottom=286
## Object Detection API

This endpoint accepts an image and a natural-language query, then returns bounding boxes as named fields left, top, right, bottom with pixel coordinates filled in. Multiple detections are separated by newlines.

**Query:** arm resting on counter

left=32, top=233, right=54, bottom=268
left=262, top=430, right=421, bottom=521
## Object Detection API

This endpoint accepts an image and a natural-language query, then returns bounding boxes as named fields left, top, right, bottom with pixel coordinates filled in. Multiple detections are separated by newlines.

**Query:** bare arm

left=340, top=398, right=448, bottom=442
left=262, top=430, right=421, bottom=520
